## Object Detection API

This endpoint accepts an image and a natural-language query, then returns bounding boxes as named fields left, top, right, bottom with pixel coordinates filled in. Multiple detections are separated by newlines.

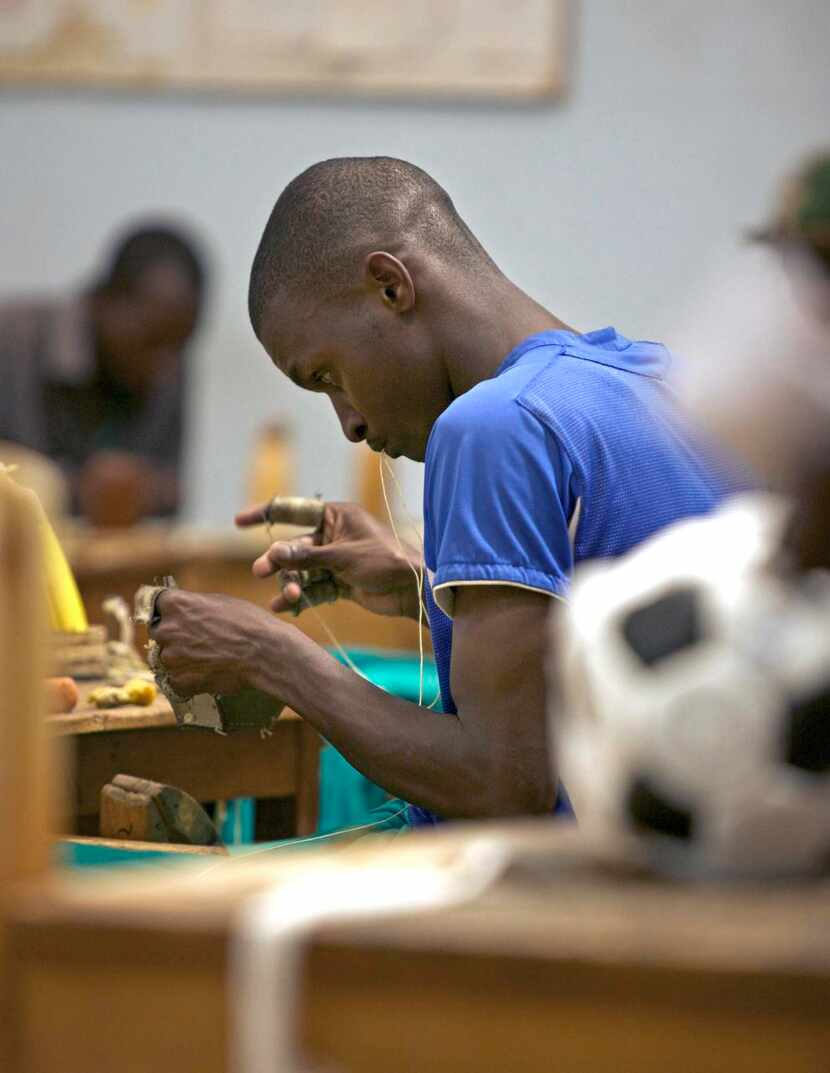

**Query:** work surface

left=8, top=823, right=830, bottom=1073
left=49, top=681, right=321, bottom=839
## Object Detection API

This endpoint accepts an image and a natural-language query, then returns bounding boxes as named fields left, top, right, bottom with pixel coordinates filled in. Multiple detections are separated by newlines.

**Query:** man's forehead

left=260, top=291, right=339, bottom=369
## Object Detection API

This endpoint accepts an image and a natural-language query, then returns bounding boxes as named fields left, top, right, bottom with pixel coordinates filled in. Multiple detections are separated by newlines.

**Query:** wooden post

left=0, top=476, right=55, bottom=1070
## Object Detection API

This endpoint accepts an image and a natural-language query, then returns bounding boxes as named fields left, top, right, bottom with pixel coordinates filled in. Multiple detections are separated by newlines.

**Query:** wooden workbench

left=50, top=682, right=321, bottom=839
left=7, top=823, right=830, bottom=1073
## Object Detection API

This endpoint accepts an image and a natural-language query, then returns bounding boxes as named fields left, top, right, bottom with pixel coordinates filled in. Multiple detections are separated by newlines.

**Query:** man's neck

left=439, top=277, right=575, bottom=399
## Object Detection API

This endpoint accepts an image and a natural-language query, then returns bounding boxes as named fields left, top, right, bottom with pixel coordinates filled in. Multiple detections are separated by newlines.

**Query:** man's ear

left=365, top=251, right=415, bottom=313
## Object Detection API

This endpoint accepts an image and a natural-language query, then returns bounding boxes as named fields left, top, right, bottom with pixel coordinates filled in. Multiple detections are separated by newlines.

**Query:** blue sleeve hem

left=432, top=561, right=569, bottom=608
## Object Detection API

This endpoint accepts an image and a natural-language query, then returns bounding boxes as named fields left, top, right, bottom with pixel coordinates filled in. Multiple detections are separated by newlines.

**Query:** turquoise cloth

left=57, top=841, right=197, bottom=869
left=228, top=796, right=411, bottom=858
left=317, top=648, right=438, bottom=835
left=58, top=795, right=412, bottom=872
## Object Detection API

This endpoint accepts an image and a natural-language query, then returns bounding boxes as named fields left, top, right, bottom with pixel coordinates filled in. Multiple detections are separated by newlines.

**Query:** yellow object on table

left=41, top=513, right=88, bottom=632
left=88, top=678, right=157, bottom=709
left=0, top=463, right=88, bottom=632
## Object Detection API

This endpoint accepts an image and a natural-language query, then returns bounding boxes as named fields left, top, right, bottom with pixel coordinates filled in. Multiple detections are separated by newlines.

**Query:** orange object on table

left=45, top=677, right=79, bottom=714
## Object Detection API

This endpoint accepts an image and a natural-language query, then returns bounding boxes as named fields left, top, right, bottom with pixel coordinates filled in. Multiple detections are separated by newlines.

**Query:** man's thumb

left=253, top=540, right=338, bottom=578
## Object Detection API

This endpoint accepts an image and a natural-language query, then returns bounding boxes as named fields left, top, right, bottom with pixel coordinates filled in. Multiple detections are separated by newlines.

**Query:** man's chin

left=378, top=439, right=426, bottom=463
left=398, top=446, right=427, bottom=463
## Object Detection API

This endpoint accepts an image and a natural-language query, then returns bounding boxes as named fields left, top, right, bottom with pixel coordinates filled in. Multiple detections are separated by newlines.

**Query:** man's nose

left=331, top=396, right=367, bottom=444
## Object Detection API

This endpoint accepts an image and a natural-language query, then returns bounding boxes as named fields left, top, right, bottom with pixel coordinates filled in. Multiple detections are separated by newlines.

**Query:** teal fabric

left=317, top=744, right=388, bottom=835
left=226, top=647, right=437, bottom=842
left=317, top=648, right=438, bottom=835
left=227, top=796, right=411, bottom=857
left=57, top=841, right=197, bottom=869
left=329, top=646, right=439, bottom=705
left=218, top=797, right=256, bottom=843
left=60, top=797, right=412, bottom=871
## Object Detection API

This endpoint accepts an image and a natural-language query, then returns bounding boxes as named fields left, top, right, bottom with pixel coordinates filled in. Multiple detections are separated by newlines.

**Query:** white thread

left=265, top=519, right=380, bottom=686
left=185, top=801, right=412, bottom=882
left=266, top=487, right=439, bottom=709
left=379, top=454, right=426, bottom=706
left=379, top=456, right=444, bottom=709
left=302, top=594, right=381, bottom=687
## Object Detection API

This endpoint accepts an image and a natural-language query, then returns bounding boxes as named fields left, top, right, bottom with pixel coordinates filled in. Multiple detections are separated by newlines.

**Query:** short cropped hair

left=248, top=156, right=491, bottom=335
left=96, top=222, right=207, bottom=297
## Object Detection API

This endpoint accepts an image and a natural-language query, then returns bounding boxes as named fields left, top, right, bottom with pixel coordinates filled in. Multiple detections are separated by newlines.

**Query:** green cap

left=752, top=151, right=830, bottom=260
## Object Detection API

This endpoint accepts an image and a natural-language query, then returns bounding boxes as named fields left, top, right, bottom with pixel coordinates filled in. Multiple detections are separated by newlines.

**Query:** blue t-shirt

left=408, top=327, right=749, bottom=826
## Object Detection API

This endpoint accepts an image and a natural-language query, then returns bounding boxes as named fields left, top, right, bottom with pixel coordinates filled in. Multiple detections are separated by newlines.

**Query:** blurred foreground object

left=0, top=463, right=86, bottom=632
left=0, top=441, right=68, bottom=520
left=0, top=220, right=207, bottom=524
left=553, top=494, right=830, bottom=880
left=750, top=151, right=830, bottom=278
left=0, top=467, right=55, bottom=889
left=554, top=152, right=830, bottom=880
left=679, top=151, right=830, bottom=505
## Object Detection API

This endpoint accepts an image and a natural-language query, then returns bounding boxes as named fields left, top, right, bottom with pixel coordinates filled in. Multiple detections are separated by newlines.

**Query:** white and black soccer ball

left=552, top=494, right=830, bottom=879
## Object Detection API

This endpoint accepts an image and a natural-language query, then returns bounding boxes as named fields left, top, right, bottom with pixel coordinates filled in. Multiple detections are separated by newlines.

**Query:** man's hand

left=78, top=452, right=154, bottom=527
left=235, top=500, right=423, bottom=620
left=150, top=589, right=284, bottom=698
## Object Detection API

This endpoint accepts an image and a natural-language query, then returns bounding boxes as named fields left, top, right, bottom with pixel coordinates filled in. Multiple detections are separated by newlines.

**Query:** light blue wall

left=1, top=1, right=828, bottom=524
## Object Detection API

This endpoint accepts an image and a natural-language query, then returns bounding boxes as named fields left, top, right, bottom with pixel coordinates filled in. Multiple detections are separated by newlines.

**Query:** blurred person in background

left=0, top=221, right=207, bottom=526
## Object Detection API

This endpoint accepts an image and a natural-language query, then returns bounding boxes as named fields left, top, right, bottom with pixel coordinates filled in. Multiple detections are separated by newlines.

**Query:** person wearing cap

left=0, top=222, right=207, bottom=525
left=754, top=151, right=830, bottom=567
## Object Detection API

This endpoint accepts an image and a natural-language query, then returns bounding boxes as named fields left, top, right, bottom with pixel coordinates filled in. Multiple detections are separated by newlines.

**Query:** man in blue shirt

left=152, top=157, right=743, bottom=827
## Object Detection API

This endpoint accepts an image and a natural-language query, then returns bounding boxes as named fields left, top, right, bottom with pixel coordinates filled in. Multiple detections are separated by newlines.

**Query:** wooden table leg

left=70, top=721, right=309, bottom=834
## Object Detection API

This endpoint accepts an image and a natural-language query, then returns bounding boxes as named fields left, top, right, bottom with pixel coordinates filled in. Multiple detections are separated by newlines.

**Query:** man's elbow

left=468, top=768, right=557, bottom=819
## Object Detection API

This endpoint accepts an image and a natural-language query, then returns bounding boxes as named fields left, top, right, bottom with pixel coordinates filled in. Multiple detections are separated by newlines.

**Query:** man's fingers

left=262, top=497, right=326, bottom=529
left=253, top=538, right=337, bottom=578
left=149, top=588, right=180, bottom=637
left=235, top=502, right=269, bottom=528
left=270, top=589, right=301, bottom=614
left=271, top=576, right=340, bottom=615
left=236, top=498, right=327, bottom=529
left=281, top=578, right=303, bottom=604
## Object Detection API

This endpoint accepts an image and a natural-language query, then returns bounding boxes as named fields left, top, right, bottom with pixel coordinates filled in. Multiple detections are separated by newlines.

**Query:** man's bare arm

left=153, top=584, right=556, bottom=818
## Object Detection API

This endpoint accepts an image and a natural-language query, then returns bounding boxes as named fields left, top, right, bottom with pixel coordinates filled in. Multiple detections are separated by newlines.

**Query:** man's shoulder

left=430, top=370, right=541, bottom=451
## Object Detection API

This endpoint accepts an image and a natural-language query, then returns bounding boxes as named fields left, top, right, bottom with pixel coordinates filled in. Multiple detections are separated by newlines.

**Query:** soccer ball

left=552, top=494, right=830, bottom=879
